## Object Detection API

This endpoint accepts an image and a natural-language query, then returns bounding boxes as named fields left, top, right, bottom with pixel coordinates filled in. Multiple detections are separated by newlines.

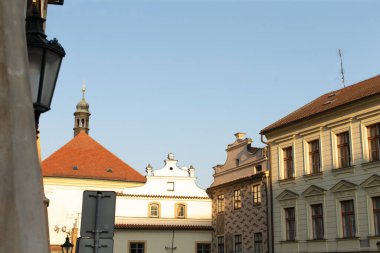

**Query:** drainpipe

left=261, top=134, right=273, bottom=253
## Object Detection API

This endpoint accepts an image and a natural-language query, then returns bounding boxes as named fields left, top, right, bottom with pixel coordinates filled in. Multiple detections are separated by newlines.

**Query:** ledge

left=331, top=166, right=354, bottom=175
left=279, top=177, right=296, bottom=185
left=306, top=239, right=327, bottom=242
left=303, top=172, right=323, bottom=180
left=336, top=237, right=359, bottom=241
left=280, top=240, right=298, bottom=243
left=367, top=235, right=380, bottom=239
left=362, top=160, right=380, bottom=170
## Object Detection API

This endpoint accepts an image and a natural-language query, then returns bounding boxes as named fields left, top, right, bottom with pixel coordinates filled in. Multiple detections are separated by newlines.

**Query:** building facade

left=207, top=133, right=270, bottom=253
left=114, top=153, right=212, bottom=253
left=42, top=89, right=146, bottom=251
left=261, top=75, right=380, bottom=253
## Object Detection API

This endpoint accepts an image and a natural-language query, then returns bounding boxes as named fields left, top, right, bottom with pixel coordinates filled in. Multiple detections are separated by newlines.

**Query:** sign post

left=78, top=191, right=116, bottom=253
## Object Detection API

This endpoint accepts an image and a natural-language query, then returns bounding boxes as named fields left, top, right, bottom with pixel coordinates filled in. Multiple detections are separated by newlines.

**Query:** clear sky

left=41, top=0, right=380, bottom=188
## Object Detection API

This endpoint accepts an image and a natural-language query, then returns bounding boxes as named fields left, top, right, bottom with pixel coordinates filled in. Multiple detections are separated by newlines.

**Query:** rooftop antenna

left=337, top=49, right=345, bottom=87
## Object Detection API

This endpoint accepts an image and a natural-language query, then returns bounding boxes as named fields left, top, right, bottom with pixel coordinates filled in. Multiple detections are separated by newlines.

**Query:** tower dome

left=73, top=81, right=91, bottom=137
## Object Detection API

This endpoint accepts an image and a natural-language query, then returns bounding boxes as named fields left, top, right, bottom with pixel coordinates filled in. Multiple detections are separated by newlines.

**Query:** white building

left=114, top=153, right=212, bottom=253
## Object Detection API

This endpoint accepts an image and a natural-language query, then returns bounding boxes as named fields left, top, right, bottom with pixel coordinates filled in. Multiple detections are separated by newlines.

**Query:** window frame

left=234, top=234, right=242, bottom=252
left=341, top=200, right=356, bottom=238
left=283, top=146, right=294, bottom=179
left=175, top=203, right=186, bottom=219
left=308, top=139, right=321, bottom=174
left=336, top=132, right=351, bottom=168
left=217, top=236, right=224, bottom=253
left=129, top=241, right=145, bottom=253
left=285, top=207, right=296, bottom=241
left=368, top=123, right=380, bottom=162
left=148, top=202, right=160, bottom=218
left=217, top=195, right=225, bottom=213
left=233, top=189, right=242, bottom=209
left=254, top=232, right=263, bottom=253
left=373, top=196, right=380, bottom=236
left=196, top=242, right=211, bottom=253
left=252, top=184, right=261, bottom=206
left=311, top=203, right=324, bottom=240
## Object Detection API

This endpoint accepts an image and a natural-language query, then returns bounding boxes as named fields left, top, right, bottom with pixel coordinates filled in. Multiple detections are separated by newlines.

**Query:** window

left=234, top=234, right=242, bottom=252
left=234, top=190, right=242, bottom=209
left=311, top=204, right=324, bottom=239
left=175, top=203, right=186, bottom=218
left=341, top=200, right=355, bottom=238
left=368, top=124, right=380, bottom=162
left=217, top=236, right=224, bottom=253
left=217, top=195, right=225, bottom=213
left=285, top=207, right=296, bottom=241
left=337, top=132, right=351, bottom=168
left=252, top=185, right=261, bottom=206
left=235, top=159, right=240, bottom=166
left=130, top=242, right=144, bottom=253
left=255, top=165, right=262, bottom=173
left=167, top=182, right=174, bottom=191
left=254, top=232, right=263, bottom=253
left=283, top=147, right=294, bottom=179
left=149, top=203, right=159, bottom=218
left=196, top=243, right=211, bottom=253
left=308, top=140, right=320, bottom=173
left=373, top=197, right=380, bottom=236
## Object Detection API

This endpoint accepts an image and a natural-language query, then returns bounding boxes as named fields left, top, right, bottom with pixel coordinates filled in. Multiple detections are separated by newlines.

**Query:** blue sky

left=41, top=0, right=380, bottom=188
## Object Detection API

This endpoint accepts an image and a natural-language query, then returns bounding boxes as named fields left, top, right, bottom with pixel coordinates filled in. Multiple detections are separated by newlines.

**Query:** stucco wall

left=266, top=96, right=380, bottom=253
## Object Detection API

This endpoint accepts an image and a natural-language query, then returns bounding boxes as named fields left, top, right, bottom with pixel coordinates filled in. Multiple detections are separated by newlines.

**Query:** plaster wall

left=266, top=96, right=380, bottom=253
left=114, top=230, right=212, bottom=253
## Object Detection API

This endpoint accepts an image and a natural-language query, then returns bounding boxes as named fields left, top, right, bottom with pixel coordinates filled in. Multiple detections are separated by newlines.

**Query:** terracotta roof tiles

left=261, top=75, right=380, bottom=134
left=42, top=131, right=145, bottom=182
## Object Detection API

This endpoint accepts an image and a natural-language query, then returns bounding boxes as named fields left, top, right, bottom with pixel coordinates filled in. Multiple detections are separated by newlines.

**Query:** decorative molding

left=302, top=185, right=326, bottom=197
left=330, top=180, right=357, bottom=193
left=361, top=174, right=380, bottom=188
left=276, top=189, right=299, bottom=201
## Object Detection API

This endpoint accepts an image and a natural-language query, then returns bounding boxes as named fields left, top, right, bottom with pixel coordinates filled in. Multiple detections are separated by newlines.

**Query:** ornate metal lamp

left=25, top=3, right=65, bottom=132
left=61, top=235, right=73, bottom=253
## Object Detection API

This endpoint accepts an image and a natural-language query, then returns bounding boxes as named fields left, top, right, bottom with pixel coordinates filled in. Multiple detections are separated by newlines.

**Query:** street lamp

left=25, top=3, right=65, bottom=132
left=61, top=235, right=73, bottom=253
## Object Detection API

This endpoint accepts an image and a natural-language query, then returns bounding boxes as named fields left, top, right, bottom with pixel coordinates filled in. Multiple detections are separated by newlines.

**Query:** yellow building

left=261, top=75, right=380, bottom=253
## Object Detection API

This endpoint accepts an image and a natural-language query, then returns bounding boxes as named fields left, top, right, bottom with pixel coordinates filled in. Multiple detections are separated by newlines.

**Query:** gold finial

left=82, top=80, right=86, bottom=99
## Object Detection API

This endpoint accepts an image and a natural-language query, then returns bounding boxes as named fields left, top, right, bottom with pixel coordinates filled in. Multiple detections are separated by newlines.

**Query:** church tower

left=73, top=82, right=90, bottom=137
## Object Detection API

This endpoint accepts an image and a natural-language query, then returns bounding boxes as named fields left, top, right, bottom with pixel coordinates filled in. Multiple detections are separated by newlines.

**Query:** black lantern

left=25, top=3, right=65, bottom=130
left=61, top=235, right=73, bottom=253
left=377, top=241, right=380, bottom=251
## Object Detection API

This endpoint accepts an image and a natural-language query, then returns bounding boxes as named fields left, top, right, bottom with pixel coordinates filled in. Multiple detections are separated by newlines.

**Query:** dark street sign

left=80, top=191, right=116, bottom=239
left=77, top=238, right=113, bottom=253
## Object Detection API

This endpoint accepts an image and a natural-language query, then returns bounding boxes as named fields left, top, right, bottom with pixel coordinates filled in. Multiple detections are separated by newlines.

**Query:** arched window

left=148, top=202, right=160, bottom=218
left=76, top=118, right=79, bottom=127
left=81, top=118, right=85, bottom=127
left=175, top=203, right=186, bottom=219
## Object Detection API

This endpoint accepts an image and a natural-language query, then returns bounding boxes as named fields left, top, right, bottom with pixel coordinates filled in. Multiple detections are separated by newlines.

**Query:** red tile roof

left=42, top=131, right=146, bottom=182
left=261, top=75, right=380, bottom=134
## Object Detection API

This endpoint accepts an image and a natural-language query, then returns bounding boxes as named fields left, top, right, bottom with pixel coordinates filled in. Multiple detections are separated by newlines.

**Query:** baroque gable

left=302, top=185, right=326, bottom=197
left=361, top=174, right=380, bottom=189
left=330, top=180, right=357, bottom=193
left=276, top=189, right=299, bottom=201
